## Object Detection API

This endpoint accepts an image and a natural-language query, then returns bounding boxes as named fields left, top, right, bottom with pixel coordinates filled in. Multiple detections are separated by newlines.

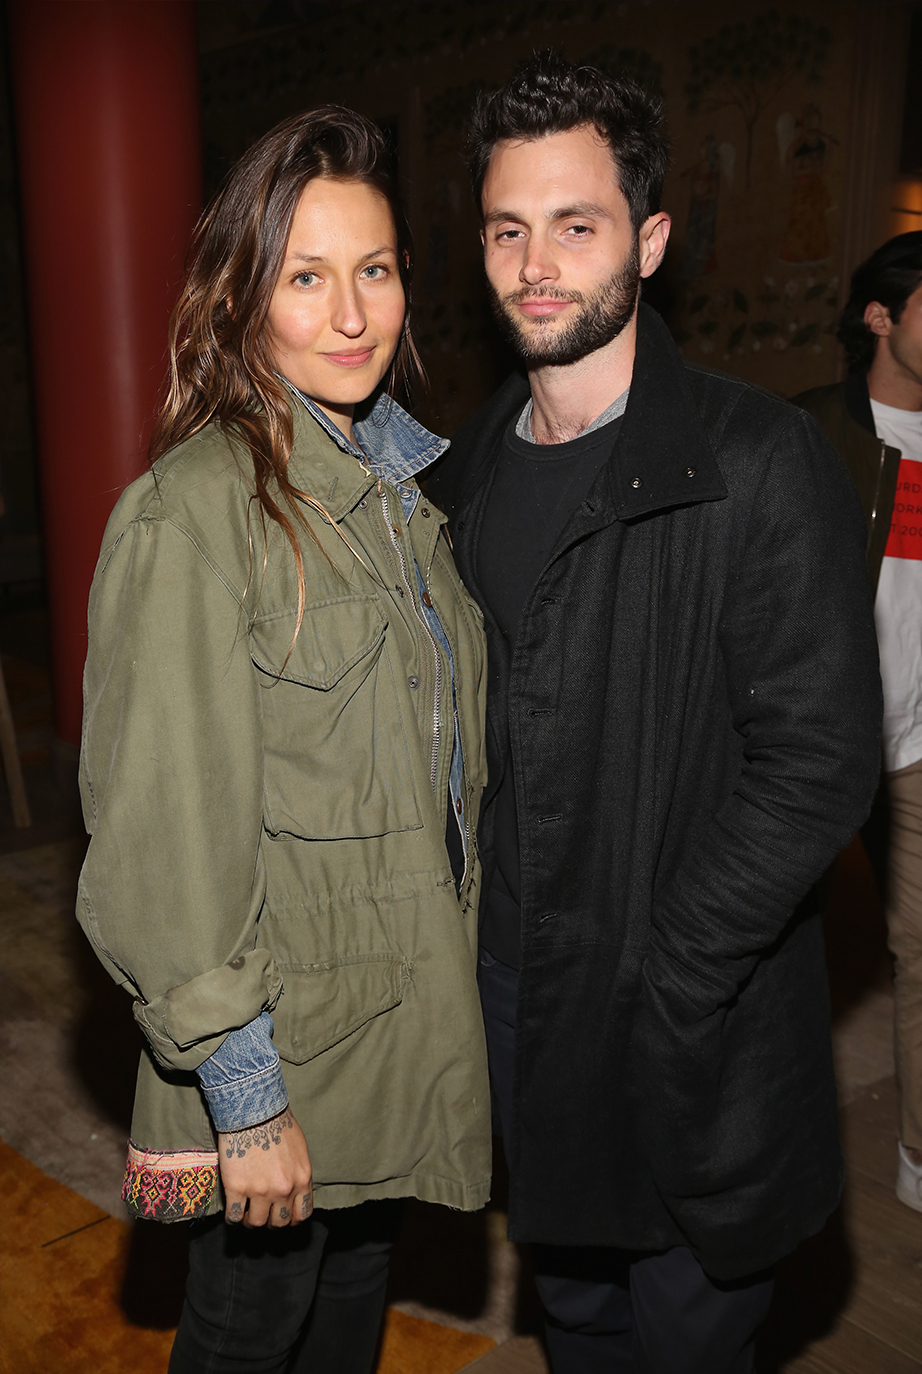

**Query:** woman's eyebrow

left=286, top=246, right=397, bottom=264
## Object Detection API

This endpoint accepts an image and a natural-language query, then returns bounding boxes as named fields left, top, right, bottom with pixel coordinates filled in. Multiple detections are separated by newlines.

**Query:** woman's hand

left=218, top=1107, right=313, bottom=1227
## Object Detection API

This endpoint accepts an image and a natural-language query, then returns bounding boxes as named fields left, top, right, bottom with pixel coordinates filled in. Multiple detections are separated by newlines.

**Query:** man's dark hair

left=466, top=49, right=669, bottom=232
left=837, top=231, right=922, bottom=372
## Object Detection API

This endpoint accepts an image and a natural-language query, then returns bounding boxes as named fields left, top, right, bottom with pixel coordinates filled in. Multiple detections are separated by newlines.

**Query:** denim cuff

left=196, top=1011, right=289, bottom=1133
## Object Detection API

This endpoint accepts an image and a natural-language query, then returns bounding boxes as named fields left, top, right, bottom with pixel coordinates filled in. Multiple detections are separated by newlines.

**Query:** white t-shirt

left=870, top=398, right=922, bottom=773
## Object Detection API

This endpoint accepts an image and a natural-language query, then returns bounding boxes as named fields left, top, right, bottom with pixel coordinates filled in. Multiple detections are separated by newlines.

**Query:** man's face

left=479, top=126, right=661, bottom=366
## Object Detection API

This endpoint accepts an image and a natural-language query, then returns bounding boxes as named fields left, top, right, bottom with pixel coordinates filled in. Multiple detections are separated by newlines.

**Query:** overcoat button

left=421, top=507, right=431, bottom=517
left=685, top=466, right=696, bottom=478
left=631, top=477, right=642, bottom=489
left=408, top=676, right=419, bottom=689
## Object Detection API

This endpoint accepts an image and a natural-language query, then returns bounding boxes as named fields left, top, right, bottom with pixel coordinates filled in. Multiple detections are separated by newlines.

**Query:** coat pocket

left=250, top=594, right=422, bottom=839
left=272, top=953, right=412, bottom=1065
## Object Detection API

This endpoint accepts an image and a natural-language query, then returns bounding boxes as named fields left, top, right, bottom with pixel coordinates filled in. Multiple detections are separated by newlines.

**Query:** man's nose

left=520, top=238, right=558, bottom=286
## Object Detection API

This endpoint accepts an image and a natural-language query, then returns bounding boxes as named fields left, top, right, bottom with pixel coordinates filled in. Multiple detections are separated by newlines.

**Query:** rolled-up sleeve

left=77, top=513, right=281, bottom=1073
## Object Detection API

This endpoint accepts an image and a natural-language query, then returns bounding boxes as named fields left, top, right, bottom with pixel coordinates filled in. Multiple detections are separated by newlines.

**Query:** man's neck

left=527, top=314, right=637, bottom=445
left=867, top=349, right=922, bottom=413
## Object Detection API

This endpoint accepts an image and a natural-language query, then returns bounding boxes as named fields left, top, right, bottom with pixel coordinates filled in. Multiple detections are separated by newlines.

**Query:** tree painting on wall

left=685, top=9, right=831, bottom=188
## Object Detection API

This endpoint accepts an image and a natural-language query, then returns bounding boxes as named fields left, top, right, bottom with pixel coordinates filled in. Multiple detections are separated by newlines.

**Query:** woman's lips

left=322, top=348, right=375, bottom=367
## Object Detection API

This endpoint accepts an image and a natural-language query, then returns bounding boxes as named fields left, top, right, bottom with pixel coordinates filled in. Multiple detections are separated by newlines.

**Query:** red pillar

left=9, top=1, right=201, bottom=747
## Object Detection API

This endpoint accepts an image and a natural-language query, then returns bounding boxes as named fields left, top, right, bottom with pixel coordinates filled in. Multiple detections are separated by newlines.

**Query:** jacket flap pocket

left=250, top=595, right=386, bottom=689
left=273, top=953, right=411, bottom=1065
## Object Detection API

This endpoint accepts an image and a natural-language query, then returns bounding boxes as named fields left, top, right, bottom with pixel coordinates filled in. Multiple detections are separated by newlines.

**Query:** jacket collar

left=451, top=304, right=727, bottom=524
left=284, top=384, right=449, bottom=522
left=842, top=370, right=877, bottom=438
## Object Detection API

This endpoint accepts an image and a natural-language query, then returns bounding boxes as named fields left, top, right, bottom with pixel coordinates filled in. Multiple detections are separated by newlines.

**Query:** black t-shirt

left=477, top=410, right=622, bottom=967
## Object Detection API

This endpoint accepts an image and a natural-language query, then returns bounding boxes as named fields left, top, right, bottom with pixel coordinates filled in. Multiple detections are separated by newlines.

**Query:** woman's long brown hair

left=149, top=106, right=424, bottom=632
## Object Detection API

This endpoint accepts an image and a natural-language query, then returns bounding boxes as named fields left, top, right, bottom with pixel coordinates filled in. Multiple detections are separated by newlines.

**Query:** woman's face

left=265, top=178, right=406, bottom=437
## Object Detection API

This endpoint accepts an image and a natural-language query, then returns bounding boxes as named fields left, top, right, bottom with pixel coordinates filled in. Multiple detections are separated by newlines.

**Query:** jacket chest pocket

left=250, top=594, right=422, bottom=840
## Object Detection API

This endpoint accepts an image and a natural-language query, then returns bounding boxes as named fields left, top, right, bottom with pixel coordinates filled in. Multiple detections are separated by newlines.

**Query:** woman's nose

left=330, top=285, right=366, bottom=336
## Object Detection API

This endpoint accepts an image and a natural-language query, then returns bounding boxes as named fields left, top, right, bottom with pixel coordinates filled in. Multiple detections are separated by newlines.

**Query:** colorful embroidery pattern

left=122, top=1141, right=219, bottom=1222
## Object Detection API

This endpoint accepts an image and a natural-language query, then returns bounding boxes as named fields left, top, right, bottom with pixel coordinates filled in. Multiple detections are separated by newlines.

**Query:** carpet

left=0, top=1141, right=495, bottom=1373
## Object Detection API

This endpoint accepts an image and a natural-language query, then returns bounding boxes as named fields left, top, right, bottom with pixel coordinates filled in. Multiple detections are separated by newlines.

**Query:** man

left=795, top=233, right=922, bottom=1214
left=429, top=52, right=882, bottom=1373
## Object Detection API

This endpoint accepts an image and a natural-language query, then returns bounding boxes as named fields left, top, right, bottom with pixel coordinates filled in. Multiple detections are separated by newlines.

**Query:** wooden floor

left=760, top=1076, right=922, bottom=1373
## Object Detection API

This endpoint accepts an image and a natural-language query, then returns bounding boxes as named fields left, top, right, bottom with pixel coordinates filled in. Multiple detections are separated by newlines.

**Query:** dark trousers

left=168, top=1198, right=404, bottom=1374
left=479, top=950, right=775, bottom=1374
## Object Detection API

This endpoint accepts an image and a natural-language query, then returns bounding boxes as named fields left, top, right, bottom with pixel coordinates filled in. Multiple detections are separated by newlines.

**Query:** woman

left=76, top=107, right=490, bottom=1373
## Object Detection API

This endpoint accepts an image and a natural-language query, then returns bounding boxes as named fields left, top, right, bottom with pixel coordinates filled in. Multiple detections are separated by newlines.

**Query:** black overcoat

left=429, top=305, right=882, bottom=1280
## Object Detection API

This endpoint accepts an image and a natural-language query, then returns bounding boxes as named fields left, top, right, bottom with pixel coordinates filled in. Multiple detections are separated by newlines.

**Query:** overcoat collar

left=453, top=303, right=728, bottom=524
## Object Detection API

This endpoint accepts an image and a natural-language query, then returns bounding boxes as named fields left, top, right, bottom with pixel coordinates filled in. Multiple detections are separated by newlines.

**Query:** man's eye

left=567, top=224, right=591, bottom=235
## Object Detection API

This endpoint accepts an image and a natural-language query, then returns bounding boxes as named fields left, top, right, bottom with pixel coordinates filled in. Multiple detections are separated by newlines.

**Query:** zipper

left=867, top=440, right=887, bottom=558
left=378, top=481, right=442, bottom=792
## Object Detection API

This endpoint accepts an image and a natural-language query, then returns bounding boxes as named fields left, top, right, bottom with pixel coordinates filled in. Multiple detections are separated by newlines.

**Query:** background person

left=431, top=51, right=882, bottom=1373
left=76, top=106, right=490, bottom=1373
left=795, top=231, right=922, bottom=1213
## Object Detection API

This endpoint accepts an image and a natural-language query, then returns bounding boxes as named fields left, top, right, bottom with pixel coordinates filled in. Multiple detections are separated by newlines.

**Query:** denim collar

left=284, top=381, right=448, bottom=486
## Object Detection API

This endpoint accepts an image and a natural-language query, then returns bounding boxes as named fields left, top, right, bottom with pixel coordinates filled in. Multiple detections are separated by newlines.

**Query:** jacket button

left=395, top=585, right=404, bottom=597
left=421, top=507, right=431, bottom=518
left=631, top=476, right=642, bottom=489
left=422, top=592, right=432, bottom=607
left=685, top=466, right=696, bottom=478
left=408, top=675, right=419, bottom=689
left=456, top=798, right=463, bottom=813
left=358, top=498, right=368, bottom=509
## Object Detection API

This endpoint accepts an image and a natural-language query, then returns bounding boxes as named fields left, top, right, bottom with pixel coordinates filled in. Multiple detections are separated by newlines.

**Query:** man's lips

left=322, top=348, right=375, bottom=367
left=515, top=296, right=575, bottom=318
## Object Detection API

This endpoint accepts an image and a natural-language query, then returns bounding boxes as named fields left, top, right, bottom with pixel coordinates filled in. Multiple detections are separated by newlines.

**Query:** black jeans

left=168, top=1199, right=404, bottom=1374
left=479, top=950, right=774, bottom=1374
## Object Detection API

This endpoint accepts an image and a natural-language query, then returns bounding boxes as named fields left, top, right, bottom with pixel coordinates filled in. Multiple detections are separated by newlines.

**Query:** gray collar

left=515, top=387, right=630, bottom=443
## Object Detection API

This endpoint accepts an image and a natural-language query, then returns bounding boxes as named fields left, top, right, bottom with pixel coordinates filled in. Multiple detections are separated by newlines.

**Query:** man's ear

left=638, top=212, right=671, bottom=280
left=864, top=301, right=892, bottom=338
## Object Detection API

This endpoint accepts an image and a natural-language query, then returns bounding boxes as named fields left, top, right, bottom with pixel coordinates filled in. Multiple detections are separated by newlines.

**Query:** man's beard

left=487, top=240, right=640, bottom=367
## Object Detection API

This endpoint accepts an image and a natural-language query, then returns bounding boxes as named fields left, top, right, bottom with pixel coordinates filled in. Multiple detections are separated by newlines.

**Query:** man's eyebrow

left=483, top=201, right=611, bottom=226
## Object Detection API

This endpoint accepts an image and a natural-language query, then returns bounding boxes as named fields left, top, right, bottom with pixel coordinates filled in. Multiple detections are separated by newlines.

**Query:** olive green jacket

left=77, top=402, right=491, bottom=1217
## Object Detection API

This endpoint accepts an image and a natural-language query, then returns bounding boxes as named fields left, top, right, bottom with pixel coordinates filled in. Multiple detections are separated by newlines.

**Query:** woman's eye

left=361, top=264, right=388, bottom=280
left=295, top=271, right=318, bottom=287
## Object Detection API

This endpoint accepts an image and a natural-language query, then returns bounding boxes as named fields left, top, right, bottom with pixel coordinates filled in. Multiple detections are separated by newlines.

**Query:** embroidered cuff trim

left=122, top=1141, right=219, bottom=1223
